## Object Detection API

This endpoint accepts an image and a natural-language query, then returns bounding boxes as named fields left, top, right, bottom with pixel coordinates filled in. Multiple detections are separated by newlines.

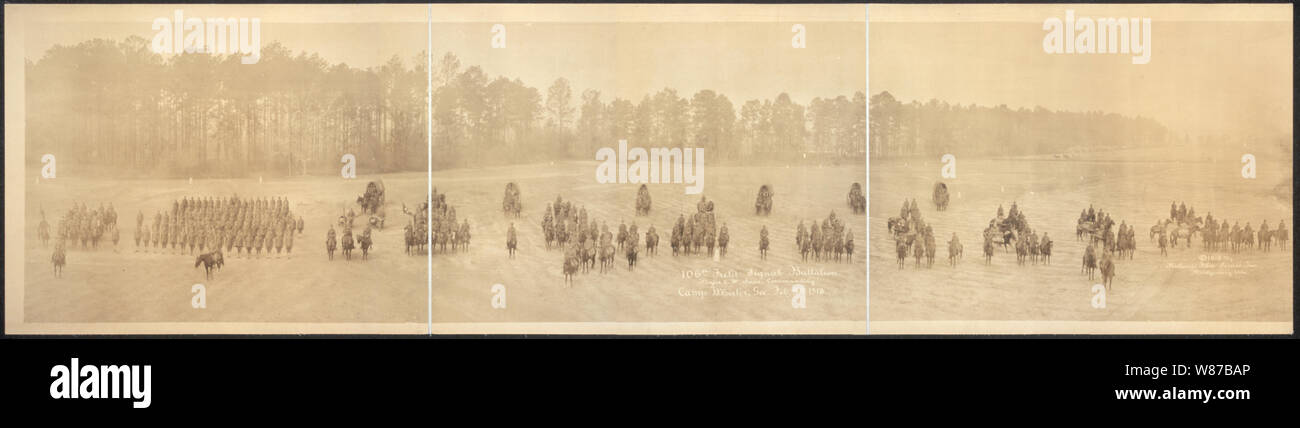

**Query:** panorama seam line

left=427, top=3, right=434, bottom=336
left=864, top=4, right=871, bottom=335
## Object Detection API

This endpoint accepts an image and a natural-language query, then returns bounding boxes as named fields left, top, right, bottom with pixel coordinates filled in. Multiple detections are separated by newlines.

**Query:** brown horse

left=51, top=245, right=67, bottom=278
left=948, top=239, right=963, bottom=267
left=326, top=234, right=337, bottom=260
left=1100, top=258, right=1116, bottom=290
left=1082, top=244, right=1098, bottom=280
left=194, top=250, right=224, bottom=280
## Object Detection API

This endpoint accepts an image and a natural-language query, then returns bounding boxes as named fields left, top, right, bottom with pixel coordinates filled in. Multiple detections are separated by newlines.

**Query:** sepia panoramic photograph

left=424, top=4, right=867, bottom=333
left=5, top=4, right=431, bottom=333
left=868, top=4, right=1293, bottom=334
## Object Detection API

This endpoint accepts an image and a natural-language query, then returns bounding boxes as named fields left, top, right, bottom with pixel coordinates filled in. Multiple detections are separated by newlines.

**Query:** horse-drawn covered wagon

left=355, top=179, right=387, bottom=229
left=635, top=184, right=652, bottom=216
left=755, top=184, right=774, bottom=215
left=932, top=182, right=950, bottom=211
left=503, top=182, right=522, bottom=217
left=847, top=182, right=865, bottom=214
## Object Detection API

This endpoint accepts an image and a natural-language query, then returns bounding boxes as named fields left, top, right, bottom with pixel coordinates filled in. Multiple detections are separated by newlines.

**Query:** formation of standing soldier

left=134, top=196, right=302, bottom=258
left=53, top=203, right=119, bottom=250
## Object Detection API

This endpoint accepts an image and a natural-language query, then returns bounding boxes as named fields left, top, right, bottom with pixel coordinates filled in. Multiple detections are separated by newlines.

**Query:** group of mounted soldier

left=983, top=202, right=1052, bottom=267
left=548, top=195, right=664, bottom=286
left=672, top=196, right=723, bottom=258
left=891, top=198, right=945, bottom=269
left=1152, top=201, right=1288, bottom=255
left=42, top=203, right=119, bottom=251
left=325, top=217, right=373, bottom=261
left=1077, top=205, right=1134, bottom=260
left=1074, top=205, right=1125, bottom=289
left=498, top=181, right=867, bottom=285
left=426, top=189, right=468, bottom=255
left=37, top=204, right=113, bottom=278
left=795, top=211, right=854, bottom=263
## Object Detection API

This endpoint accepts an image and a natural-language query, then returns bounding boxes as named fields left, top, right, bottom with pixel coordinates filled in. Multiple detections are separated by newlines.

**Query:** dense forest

left=429, top=52, right=866, bottom=169
left=25, top=37, right=866, bottom=177
left=26, top=37, right=428, bottom=177
left=869, top=91, right=1171, bottom=158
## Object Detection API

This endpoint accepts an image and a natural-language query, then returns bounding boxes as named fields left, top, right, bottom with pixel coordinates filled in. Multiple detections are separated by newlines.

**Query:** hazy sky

left=431, top=21, right=865, bottom=105
left=14, top=4, right=866, bottom=105
left=870, top=4, right=1292, bottom=138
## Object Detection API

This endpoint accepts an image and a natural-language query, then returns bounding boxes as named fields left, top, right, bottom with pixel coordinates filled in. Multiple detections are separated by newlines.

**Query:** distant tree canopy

left=26, top=37, right=428, bottom=178
left=431, top=52, right=866, bottom=169
left=869, top=91, right=1170, bottom=158
left=26, top=37, right=865, bottom=177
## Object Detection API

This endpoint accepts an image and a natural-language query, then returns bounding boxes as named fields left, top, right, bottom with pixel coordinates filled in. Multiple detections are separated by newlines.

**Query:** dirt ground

left=870, top=148, right=1292, bottom=324
left=22, top=173, right=429, bottom=323
left=430, top=161, right=867, bottom=323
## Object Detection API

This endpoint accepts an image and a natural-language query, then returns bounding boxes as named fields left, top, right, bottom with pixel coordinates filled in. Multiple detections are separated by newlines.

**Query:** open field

left=21, top=173, right=428, bottom=324
left=431, top=161, right=867, bottom=324
left=870, top=151, right=1292, bottom=324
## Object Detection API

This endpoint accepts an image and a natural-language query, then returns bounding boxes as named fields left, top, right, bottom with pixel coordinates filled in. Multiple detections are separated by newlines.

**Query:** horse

left=327, top=234, right=337, bottom=260
left=913, top=237, right=925, bottom=269
left=194, top=250, right=224, bottom=280
left=898, top=240, right=911, bottom=269
left=583, top=244, right=597, bottom=272
left=844, top=236, right=854, bottom=262
left=51, top=246, right=66, bottom=278
left=1082, top=245, right=1098, bottom=280
left=563, top=254, right=580, bottom=287
left=625, top=244, right=639, bottom=270
left=404, top=225, right=417, bottom=255
left=1100, top=258, right=1116, bottom=290
left=948, top=240, right=963, bottom=267
left=39, top=221, right=51, bottom=248
left=1015, top=238, right=1028, bottom=266
left=1122, top=233, right=1135, bottom=260
left=887, top=217, right=905, bottom=234
left=924, top=235, right=936, bottom=268
left=600, top=244, right=615, bottom=273
left=1000, top=230, right=1016, bottom=253
left=506, top=233, right=517, bottom=259
left=340, top=232, right=354, bottom=260
left=543, top=220, right=555, bottom=249
left=598, top=241, right=613, bottom=271
left=646, top=231, right=659, bottom=256
left=1172, top=225, right=1197, bottom=249
left=359, top=233, right=372, bottom=260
